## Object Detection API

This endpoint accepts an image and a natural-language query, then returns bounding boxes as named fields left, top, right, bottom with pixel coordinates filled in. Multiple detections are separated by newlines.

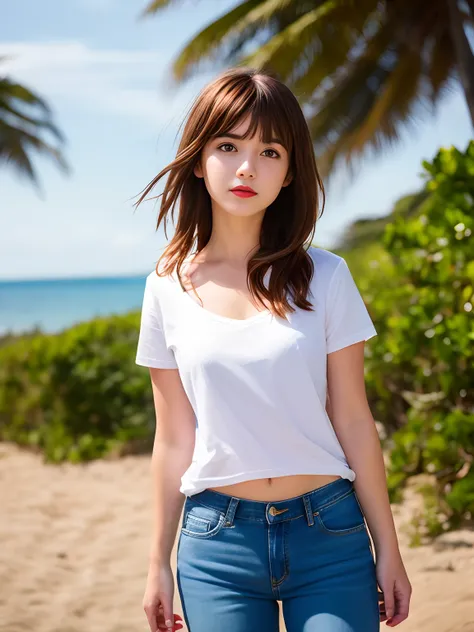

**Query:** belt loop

left=224, top=497, right=239, bottom=527
left=302, top=494, right=315, bottom=527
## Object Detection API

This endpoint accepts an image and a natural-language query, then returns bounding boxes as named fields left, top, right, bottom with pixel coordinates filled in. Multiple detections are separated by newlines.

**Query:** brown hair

left=134, top=66, right=325, bottom=319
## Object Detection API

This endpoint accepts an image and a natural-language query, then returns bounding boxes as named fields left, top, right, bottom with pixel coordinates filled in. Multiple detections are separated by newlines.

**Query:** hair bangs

left=207, top=79, right=294, bottom=155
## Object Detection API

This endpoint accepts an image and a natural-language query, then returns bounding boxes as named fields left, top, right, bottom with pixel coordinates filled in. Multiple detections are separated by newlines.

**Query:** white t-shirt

left=135, top=245, right=377, bottom=497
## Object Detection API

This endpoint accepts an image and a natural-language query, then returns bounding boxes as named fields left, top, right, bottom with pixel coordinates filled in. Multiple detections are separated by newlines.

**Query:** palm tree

left=0, top=57, right=69, bottom=189
left=142, top=0, right=474, bottom=179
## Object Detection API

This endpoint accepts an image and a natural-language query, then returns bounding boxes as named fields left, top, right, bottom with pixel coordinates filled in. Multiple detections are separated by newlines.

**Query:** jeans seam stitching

left=181, top=515, right=225, bottom=538
left=315, top=513, right=366, bottom=535
left=313, top=488, right=354, bottom=513
left=187, top=497, right=226, bottom=517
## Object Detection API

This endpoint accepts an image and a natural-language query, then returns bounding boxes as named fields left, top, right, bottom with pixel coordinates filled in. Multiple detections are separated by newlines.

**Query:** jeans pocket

left=181, top=499, right=226, bottom=539
left=315, top=490, right=366, bottom=536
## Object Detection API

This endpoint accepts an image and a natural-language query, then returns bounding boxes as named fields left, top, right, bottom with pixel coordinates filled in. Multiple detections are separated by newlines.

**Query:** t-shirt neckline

left=167, top=261, right=274, bottom=327
left=178, top=287, right=273, bottom=326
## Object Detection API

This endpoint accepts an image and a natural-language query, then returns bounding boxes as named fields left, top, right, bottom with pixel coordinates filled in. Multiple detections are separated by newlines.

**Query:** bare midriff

left=207, top=473, right=342, bottom=502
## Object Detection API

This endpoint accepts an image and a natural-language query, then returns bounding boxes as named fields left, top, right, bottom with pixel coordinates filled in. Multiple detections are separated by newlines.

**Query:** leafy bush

left=378, top=142, right=474, bottom=534
left=0, top=312, right=154, bottom=462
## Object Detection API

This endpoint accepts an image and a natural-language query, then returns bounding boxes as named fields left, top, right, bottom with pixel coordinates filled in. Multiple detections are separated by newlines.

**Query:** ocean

left=0, top=275, right=148, bottom=336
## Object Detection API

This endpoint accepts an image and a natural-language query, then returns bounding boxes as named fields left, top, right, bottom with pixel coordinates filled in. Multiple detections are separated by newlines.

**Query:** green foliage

left=0, top=312, right=154, bottom=463
left=379, top=142, right=474, bottom=535
left=338, top=142, right=473, bottom=539
left=336, top=190, right=431, bottom=253
left=401, top=482, right=446, bottom=547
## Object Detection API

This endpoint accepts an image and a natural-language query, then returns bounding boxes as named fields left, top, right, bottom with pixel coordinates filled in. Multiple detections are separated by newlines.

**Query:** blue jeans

left=176, top=477, right=380, bottom=631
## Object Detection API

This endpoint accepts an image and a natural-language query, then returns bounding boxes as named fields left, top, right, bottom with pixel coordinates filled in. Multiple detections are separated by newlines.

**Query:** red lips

left=231, top=185, right=257, bottom=194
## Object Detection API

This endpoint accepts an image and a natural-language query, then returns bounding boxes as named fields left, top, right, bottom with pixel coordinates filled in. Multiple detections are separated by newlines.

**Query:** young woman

left=135, top=67, right=411, bottom=632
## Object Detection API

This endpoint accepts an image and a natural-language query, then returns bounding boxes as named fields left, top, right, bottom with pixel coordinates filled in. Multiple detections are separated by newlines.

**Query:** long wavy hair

left=134, top=66, right=325, bottom=319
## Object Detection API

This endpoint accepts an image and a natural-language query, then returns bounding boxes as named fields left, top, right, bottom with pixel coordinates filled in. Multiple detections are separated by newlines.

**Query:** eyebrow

left=216, top=132, right=284, bottom=146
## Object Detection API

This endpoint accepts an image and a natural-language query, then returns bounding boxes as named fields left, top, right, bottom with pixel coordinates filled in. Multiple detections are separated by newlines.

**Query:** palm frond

left=0, top=82, right=65, bottom=143
left=313, top=44, right=430, bottom=181
left=0, top=65, right=69, bottom=187
left=234, top=0, right=305, bottom=28
left=289, top=12, right=371, bottom=99
left=305, top=20, right=421, bottom=178
left=0, top=121, right=36, bottom=182
left=428, top=28, right=457, bottom=103
left=140, top=0, right=185, bottom=18
left=0, top=120, right=68, bottom=186
left=239, top=2, right=340, bottom=79
left=167, top=0, right=265, bottom=81
left=241, top=1, right=375, bottom=91
left=307, top=19, right=394, bottom=142
left=0, top=79, right=50, bottom=112
left=465, top=0, right=474, bottom=21
left=348, top=49, right=424, bottom=148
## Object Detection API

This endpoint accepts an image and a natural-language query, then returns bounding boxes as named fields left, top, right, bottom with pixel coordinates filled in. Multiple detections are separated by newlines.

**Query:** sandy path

left=1, top=442, right=473, bottom=632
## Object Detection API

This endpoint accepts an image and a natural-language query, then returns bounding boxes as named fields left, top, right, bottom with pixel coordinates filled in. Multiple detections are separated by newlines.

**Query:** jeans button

left=269, top=506, right=288, bottom=516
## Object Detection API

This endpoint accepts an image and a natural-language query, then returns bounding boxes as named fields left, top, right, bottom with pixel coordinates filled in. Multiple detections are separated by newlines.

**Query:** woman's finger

left=386, top=581, right=411, bottom=627
left=382, top=583, right=395, bottom=621
left=157, top=614, right=184, bottom=631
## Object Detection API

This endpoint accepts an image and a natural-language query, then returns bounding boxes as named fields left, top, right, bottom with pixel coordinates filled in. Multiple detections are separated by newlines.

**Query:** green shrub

left=0, top=312, right=155, bottom=462
left=380, top=141, right=474, bottom=534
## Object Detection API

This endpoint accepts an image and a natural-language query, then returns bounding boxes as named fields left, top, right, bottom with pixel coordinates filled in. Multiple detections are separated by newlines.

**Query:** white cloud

left=0, top=41, right=193, bottom=125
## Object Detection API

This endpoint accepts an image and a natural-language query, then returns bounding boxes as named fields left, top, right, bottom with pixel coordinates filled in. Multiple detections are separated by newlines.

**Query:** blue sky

left=1, top=0, right=471, bottom=281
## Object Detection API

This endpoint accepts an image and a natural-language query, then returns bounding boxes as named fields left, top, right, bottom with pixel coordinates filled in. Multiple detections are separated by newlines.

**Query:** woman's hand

left=376, top=548, right=412, bottom=627
left=143, top=562, right=184, bottom=632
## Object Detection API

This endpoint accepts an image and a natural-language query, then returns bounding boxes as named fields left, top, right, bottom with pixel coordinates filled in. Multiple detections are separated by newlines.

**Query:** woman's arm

left=148, top=366, right=196, bottom=566
left=327, top=341, right=412, bottom=627
left=326, top=341, right=396, bottom=553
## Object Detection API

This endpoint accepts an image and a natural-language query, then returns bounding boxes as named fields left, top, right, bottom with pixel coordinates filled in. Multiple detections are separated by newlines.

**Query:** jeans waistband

left=187, top=477, right=354, bottom=526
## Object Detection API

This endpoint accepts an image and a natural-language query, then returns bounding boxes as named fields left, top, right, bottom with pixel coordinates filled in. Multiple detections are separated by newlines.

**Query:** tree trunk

left=447, top=0, right=474, bottom=125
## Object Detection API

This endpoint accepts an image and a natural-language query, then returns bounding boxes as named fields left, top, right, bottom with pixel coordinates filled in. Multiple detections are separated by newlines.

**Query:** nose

left=236, top=158, right=255, bottom=179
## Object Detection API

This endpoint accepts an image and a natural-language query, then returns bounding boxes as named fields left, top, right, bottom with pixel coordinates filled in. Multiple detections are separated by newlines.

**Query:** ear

left=282, top=171, right=293, bottom=187
left=194, top=161, right=203, bottom=178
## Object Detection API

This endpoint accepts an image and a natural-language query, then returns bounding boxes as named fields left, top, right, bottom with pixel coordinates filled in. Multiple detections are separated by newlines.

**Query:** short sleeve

left=135, top=276, right=178, bottom=369
left=325, top=258, right=377, bottom=354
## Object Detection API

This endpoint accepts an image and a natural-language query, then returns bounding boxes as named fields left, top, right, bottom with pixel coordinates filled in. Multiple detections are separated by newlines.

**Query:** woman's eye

left=217, top=144, right=279, bottom=158
left=263, top=149, right=279, bottom=158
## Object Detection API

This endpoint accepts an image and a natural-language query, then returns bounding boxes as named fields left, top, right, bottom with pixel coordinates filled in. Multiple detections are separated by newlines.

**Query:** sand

left=1, top=441, right=474, bottom=632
